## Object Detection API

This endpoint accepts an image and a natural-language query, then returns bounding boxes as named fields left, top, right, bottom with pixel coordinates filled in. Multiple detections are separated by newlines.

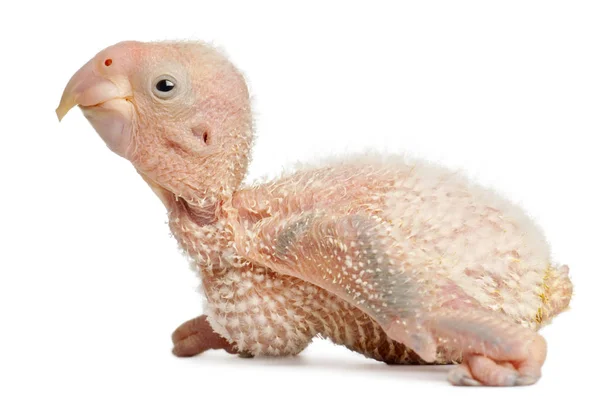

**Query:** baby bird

left=57, top=41, right=572, bottom=386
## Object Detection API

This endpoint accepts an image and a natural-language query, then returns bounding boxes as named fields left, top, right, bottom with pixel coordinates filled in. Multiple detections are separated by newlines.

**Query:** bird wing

left=229, top=158, right=443, bottom=361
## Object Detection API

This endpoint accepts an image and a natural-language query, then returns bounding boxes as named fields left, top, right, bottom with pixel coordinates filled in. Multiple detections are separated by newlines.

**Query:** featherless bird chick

left=57, top=41, right=572, bottom=386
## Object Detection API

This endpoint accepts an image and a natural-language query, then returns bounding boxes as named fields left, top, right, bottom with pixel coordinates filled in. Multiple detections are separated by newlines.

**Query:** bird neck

left=170, top=194, right=223, bottom=226
left=140, top=171, right=232, bottom=226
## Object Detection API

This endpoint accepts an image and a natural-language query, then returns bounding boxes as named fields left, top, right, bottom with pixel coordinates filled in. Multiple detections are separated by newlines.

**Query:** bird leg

left=171, top=315, right=240, bottom=357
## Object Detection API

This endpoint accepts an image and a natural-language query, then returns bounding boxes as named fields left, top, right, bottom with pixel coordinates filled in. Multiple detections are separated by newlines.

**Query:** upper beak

left=56, top=59, right=127, bottom=121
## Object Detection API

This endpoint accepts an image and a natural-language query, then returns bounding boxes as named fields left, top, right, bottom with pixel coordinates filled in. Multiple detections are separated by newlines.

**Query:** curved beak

left=56, top=59, right=131, bottom=121
left=56, top=57, right=134, bottom=158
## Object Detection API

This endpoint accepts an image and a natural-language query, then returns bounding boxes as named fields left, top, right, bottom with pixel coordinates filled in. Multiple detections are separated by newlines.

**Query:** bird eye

left=156, top=79, right=175, bottom=92
left=152, top=75, right=178, bottom=99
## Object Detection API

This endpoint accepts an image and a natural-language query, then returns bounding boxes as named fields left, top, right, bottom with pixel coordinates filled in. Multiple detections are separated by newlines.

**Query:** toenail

left=462, top=377, right=481, bottom=386
left=504, top=373, right=518, bottom=386
left=515, top=375, right=537, bottom=386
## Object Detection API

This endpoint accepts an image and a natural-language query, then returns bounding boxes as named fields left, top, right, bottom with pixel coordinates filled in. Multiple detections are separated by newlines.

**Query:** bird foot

left=171, top=315, right=237, bottom=357
left=448, top=335, right=546, bottom=386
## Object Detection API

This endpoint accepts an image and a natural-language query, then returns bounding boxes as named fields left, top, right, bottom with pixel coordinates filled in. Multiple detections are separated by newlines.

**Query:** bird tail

left=537, top=264, right=573, bottom=326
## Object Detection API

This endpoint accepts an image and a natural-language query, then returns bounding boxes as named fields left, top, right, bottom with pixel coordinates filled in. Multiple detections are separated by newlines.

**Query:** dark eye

left=156, top=79, right=175, bottom=92
left=152, top=75, right=178, bottom=99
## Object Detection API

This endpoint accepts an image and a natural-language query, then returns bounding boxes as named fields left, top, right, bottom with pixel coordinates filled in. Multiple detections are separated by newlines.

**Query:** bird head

left=57, top=41, right=253, bottom=205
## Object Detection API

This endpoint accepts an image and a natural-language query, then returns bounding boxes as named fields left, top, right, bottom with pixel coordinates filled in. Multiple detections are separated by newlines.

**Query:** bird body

left=169, top=155, right=571, bottom=364
left=57, top=40, right=572, bottom=385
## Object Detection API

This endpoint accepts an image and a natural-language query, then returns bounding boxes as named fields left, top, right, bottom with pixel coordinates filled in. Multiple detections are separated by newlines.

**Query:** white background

left=1, top=1, right=598, bottom=399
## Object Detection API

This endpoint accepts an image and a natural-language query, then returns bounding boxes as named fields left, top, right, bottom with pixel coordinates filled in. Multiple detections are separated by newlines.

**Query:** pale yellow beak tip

left=56, top=101, right=75, bottom=122
left=56, top=107, right=65, bottom=122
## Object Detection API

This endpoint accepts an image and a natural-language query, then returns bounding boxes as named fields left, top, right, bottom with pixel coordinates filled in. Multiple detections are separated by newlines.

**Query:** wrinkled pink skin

left=57, top=41, right=572, bottom=386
